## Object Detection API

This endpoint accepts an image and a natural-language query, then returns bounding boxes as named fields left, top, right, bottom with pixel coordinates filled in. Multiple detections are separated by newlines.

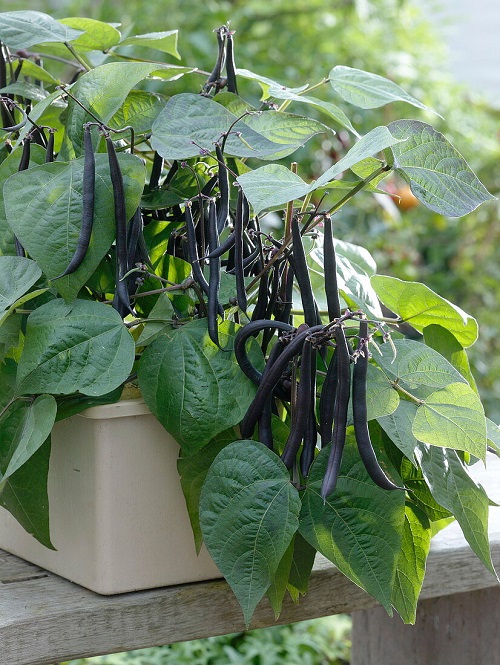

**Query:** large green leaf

left=0, top=256, right=41, bottom=313
left=4, top=154, right=145, bottom=302
left=64, top=62, right=180, bottom=156
left=0, top=394, right=57, bottom=482
left=299, top=435, right=406, bottom=612
left=238, top=125, right=401, bottom=214
left=388, top=120, right=495, bottom=217
left=200, top=440, right=301, bottom=625
left=236, top=68, right=358, bottom=135
left=329, top=66, right=437, bottom=114
left=138, top=319, right=263, bottom=455
left=412, top=382, right=486, bottom=459
left=151, top=93, right=297, bottom=160
left=372, top=275, right=478, bottom=347
left=118, top=30, right=180, bottom=58
left=0, top=436, right=53, bottom=549
left=16, top=299, right=135, bottom=397
left=415, top=444, right=497, bottom=577
left=375, top=339, right=467, bottom=398
left=59, top=17, right=121, bottom=51
left=0, top=10, right=83, bottom=49
left=392, top=503, right=431, bottom=623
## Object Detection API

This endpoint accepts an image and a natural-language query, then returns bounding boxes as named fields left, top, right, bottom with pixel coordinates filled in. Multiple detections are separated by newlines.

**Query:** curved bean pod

left=353, top=320, right=403, bottom=491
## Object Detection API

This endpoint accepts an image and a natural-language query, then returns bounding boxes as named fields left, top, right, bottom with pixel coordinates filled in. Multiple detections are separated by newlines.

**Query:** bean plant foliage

left=0, top=11, right=498, bottom=626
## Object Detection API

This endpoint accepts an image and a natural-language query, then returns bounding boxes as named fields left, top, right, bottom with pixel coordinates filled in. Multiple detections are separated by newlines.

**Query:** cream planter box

left=0, top=399, right=222, bottom=594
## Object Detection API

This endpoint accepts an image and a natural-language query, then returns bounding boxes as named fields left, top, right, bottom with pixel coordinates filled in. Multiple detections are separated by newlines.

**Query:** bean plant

left=0, top=11, right=498, bottom=626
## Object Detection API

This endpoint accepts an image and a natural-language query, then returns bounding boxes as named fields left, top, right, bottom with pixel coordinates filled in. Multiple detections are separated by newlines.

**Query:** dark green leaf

left=4, top=154, right=145, bottom=302
left=0, top=436, right=53, bottom=549
left=287, top=533, right=317, bottom=603
left=151, top=93, right=296, bottom=160
left=200, top=440, right=301, bottom=625
left=0, top=395, right=56, bottom=482
left=16, top=299, right=135, bottom=397
left=138, top=319, right=263, bottom=454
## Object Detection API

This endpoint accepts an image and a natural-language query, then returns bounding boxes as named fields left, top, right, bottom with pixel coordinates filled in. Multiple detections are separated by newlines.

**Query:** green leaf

left=0, top=82, right=51, bottom=103
left=238, top=125, right=402, bottom=214
left=135, top=294, right=175, bottom=348
left=0, top=11, right=83, bottom=49
left=412, top=382, right=487, bottom=459
left=487, top=419, right=500, bottom=456
left=64, top=62, right=178, bottom=156
left=0, top=314, right=22, bottom=360
left=329, top=66, right=438, bottom=115
left=299, top=434, right=406, bottom=612
left=243, top=111, right=329, bottom=159
left=177, top=428, right=237, bottom=552
left=423, top=324, right=478, bottom=392
left=118, top=30, right=180, bottom=58
left=16, top=299, right=135, bottom=397
left=0, top=394, right=57, bottom=481
left=108, top=90, right=166, bottom=134
left=54, top=386, right=123, bottom=422
left=236, top=68, right=359, bottom=136
left=0, top=436, right=53, bottom=549
left=151, top=93, right=296, bottom=160
left=392, top=503, right=431, bottom=624
left=59, top=17, right=121, bottom=51
left=0, top=256, right=41, bottom=313
left=12, top=60, right=60, bottom=86
left=0, top=143, right=47, bottom=254
left=4, top=154, right=146, bottom=302
left=372, top=275, right=478, bottom=347
left=416, top=444, right=497, bottom=578
left=266, top=537, right=295, bottom=618
left=375, top=339, right=467, bottom=397
left=388, top=120, right=495, bottom=217
left=377, top=399, right=420, bottom=462
left=200, top=440, right=301, bottom=625
left=287, top=533, right=317, bottom=602
left=365, top=363, right=400, bottom=419
left=138, top=319, right=263, bottom=454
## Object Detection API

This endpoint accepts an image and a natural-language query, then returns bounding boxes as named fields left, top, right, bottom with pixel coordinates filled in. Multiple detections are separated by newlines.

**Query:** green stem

left=322, top=164, right=391, bottom=219
left=391, top=381, right=424, bottom=405
left=64, top=42, right=91, bottom=72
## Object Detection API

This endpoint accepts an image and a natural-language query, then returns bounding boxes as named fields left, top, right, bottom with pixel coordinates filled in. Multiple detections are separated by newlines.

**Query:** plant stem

left=64, top=42, right=91, bottom=71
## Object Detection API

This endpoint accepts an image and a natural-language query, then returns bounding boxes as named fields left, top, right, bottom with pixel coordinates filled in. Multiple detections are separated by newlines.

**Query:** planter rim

left=78, top=397, right=150, bottom=420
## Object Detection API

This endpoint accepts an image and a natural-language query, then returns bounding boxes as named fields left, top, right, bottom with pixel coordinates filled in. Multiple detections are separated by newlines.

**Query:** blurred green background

left=7, top=1, right=496, bottom=663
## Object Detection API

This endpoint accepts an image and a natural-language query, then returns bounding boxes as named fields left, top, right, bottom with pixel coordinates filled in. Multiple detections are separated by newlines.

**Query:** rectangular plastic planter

left=0, top=398, right=222, bottom=594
